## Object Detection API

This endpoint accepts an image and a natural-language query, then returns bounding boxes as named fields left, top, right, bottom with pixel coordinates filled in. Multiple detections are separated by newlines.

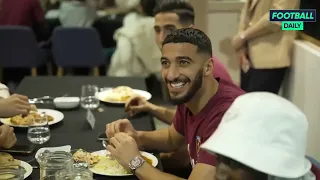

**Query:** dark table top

left=12, top=76, right=161, bottom=180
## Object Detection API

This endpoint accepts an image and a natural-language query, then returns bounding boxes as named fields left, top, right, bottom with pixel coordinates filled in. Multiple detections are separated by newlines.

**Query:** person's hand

left=125, top=96, right=153, bottom=116
left=106, top=119, right=138, bottom=139
left=232, top=33, right=246, bottom=51
left=0, top=125, right=17, bottom=149
left=0, top=94, right=31, bottom=117
left=237, top=49, right=250, bottom=73
left=107, top=133, right=141, bottom=170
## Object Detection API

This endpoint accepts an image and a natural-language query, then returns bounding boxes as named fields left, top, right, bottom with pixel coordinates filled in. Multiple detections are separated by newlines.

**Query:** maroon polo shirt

left=0, top=0, right=44, bottom=26
left=173, top=79, right=245, bottom=167
left=212, top=56, right=233, bottom=83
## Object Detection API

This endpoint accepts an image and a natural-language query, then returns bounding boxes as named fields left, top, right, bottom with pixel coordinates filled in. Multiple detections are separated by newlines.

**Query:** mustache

left=165, top=76, right=190, bottom=83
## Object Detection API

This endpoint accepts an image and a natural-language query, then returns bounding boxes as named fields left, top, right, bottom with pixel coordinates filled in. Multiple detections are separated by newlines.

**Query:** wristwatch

left=129, top=156, right=145, bottom=173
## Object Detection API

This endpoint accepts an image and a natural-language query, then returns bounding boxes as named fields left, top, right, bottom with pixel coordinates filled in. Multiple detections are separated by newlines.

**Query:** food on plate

left=73, top=149, right=100, bottom=166
left=0, top=153, right=24, bottom=179
left=91, top=155, right=131, bottom=175
left=0, top=152, right=21, bottom=169
left=104, top=86, right=136, bottom=102
left=91, top=153, right=153, bottom=175
left=10, top=112, right=54, bottom=126
left=30, top=104, right=37, bottom=112
left=142, top=156, right=152, bottom=165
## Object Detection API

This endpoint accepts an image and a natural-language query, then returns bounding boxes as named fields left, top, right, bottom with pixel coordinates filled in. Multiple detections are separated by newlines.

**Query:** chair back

left=0, top=26, right=43, bottom=67
left=52, top=27, right=105, bottom=68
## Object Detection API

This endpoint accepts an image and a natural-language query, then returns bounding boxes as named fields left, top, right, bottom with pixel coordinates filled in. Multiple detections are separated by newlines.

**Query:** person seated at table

left=201, top=92, right=316, bottom=180
left=0, top=83, right=10, bottom=99
left=107, top=0, right=161, bottom=78
left=0, top=125, right=17, bottom=149
left=0, top=0, right=48, bottom=41
left=105, top=28, right=244, bottom=179
left=59, top=0, right=97, bottom=27
left=0, top=94, right=31, bottom=149
left=0, top=94, right=32, bottom=117
left=125, top=0, right=235, bottom=176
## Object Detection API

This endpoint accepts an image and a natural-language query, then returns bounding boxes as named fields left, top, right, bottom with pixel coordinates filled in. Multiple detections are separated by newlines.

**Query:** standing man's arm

left=242, top=0, right=300, bottom=41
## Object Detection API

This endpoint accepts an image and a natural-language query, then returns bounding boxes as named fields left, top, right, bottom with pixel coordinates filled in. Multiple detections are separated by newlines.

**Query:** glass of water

left=81, top=85, right=100, bottom=110
left=27, top=112, right=51, bottom=144
left=55, top=167, right=93, bottom=180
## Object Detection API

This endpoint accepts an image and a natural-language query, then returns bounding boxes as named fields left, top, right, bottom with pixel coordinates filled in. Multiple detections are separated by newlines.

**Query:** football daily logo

left=269, top=9, right=316, bottom=31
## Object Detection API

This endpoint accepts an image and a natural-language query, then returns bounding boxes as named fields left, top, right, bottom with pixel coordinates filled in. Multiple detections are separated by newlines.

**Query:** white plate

left=35, top=145, right=71, bottom=159
left=20, top=160, right=33, bottom=179
left=89, top=150, right=158, bottom=176
left=0, top=109, right=64, bottom=128
left=96, top=89, right=152, bottom=104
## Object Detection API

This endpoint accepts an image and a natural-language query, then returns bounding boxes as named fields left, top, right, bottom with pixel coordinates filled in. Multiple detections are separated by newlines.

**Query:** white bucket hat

left=201, top=92, right=311, bottom=178
left=115, top=0, right=140, bottom=10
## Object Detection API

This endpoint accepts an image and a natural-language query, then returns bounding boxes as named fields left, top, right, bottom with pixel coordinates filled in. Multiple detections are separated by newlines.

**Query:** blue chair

left=0, top=26, right=46, bottom=76
left=52, top=27, right=105, bottom=76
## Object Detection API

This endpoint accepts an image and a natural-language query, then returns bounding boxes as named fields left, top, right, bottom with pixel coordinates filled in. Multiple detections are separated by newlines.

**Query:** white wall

left=207, top=1, right=244, bottom=85
left=282, top=41, right=320, bottom=160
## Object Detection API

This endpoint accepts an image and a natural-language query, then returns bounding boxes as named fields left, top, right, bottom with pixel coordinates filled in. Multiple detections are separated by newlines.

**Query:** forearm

left=149, top=104, right=176, bottom=125
left=243, top=13, right=281, bottom=41
left=243, top=0, right=300, bottom=41
left=137, top=129, right=179, bottom=152
left=135, top=162, right=185, bottom=180
left=160, top=145, right=190, bottom=169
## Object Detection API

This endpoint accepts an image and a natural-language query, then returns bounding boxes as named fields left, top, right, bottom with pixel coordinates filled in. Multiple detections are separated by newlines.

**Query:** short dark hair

left=162, top=28, right=212, bottom=57
left=140, top=0, right=157, bottom=17
left=154, top=0, right=194, bottom=25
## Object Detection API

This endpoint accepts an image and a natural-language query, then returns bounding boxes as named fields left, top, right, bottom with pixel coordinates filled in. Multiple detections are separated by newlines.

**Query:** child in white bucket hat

left=201, top=92, right=316, bottom=180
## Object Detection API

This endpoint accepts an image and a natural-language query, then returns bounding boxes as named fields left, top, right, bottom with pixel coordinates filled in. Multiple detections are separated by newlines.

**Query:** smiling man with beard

left=105, top=28, right=244, bottom=179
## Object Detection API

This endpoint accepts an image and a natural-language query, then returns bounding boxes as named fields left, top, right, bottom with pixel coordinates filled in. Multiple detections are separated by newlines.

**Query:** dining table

left=12, top=76, right=162, bottom=180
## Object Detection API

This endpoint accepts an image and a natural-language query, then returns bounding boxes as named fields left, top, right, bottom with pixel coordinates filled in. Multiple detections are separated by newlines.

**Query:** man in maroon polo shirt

left=106, top=28, right=244, bottom=179
left=122, top=1, right=235, bottom=175
left=0, top=0, right=46, bottom=41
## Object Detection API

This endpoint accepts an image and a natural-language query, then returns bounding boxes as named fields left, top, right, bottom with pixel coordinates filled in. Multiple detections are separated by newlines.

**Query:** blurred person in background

left=201, top=92, right=316, bottom=180
left=107, top=0, right=160, bottom=77
left=59, top=0, right=97, bottom=27
left=0, top=0, right=48, bottom=41
left=44, top=0, right=61, bottom=11
left=232, top=0, right=300, bottom=94
left=154, top=0, right=232, bottom=83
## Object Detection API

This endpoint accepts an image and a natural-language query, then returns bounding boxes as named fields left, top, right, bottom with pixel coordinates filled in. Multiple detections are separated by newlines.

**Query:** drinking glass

left=80, top=85, right=100, bottom=110
left=27, top=112, right=51, bottom=144
left=55, top=167, right=93, bottom=180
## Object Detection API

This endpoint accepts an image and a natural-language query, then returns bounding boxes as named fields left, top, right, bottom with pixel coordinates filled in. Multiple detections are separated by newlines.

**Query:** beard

left=166, top=69, right=203, bottom=105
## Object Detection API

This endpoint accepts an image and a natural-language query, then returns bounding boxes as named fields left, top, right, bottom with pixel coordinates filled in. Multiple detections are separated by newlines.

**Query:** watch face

left=132, top=158, right=141, bottom=167
left=130, top=156, right=145, bottom=170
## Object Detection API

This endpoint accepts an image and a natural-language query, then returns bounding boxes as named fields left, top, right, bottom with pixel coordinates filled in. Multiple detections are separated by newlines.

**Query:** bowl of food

left=53, top=97, right=80, bottom=109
